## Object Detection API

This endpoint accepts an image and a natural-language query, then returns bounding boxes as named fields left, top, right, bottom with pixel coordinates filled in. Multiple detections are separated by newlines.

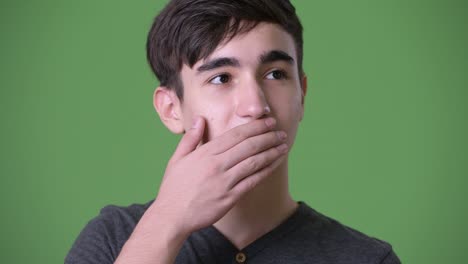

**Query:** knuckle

left=221, top=191, right=235, bottom=207
left=232, top=130, right=244, bottom=142
left=224, top=191, right=238, bottom=206
left=245, top=157, right=260, bottom=172
left=244, top=178, right=257, bottom=192
left=246, top=138, right=260, bottom=153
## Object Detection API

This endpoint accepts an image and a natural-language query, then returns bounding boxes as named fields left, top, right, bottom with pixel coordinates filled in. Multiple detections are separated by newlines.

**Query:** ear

left=153, top=87, right=185, bottom=134
left=299, top=74, right=308, bottom=121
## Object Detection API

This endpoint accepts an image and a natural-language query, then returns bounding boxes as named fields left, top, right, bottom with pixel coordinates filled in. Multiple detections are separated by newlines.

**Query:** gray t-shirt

left=65, top=201, right=400, bottom=264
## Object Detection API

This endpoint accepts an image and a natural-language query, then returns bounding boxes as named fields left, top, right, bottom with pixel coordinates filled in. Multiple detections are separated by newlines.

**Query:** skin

left=115, top=22, right=307, bottom=264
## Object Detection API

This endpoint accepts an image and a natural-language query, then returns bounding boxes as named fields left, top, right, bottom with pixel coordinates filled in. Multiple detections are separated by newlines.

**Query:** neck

left=213, top=159, right=298, bottom=250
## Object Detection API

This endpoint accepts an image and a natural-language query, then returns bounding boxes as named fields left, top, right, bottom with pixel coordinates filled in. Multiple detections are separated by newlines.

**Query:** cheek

left=191, top=100, right=233, bottom=143
left=269, top=88, right=302, bottom=118
left=268, top=90, right=302, bottom=141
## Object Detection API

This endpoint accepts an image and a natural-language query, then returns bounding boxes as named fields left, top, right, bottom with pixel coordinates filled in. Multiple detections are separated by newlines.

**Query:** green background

left=1, top=0, right=467, bottom=263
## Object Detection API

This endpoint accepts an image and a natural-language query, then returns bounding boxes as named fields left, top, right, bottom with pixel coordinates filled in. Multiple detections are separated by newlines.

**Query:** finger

left=171, top=116, right=206, bottom=162
left=228, top=151, right=287, bottom=200
left=219, top=130, right=287, bottom=170
left=226, top=143, right=288, bottom=190
left=206, top=117, right=277, bottom=155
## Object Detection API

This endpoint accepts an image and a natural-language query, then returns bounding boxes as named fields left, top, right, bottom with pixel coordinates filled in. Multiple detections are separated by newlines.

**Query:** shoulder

left=294, top=202, right=401, bottom=264
left=97, top=200, right=153, bottom=231
left=65, top=200, right=153, bottom=264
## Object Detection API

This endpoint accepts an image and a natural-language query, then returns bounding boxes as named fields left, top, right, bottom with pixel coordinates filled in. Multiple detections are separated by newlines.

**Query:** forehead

left=193, top=22, right=297, bottom=68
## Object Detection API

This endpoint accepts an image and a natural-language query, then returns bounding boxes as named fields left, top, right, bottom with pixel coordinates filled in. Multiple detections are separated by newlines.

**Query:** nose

left=235, top=78, right=271, bottom=119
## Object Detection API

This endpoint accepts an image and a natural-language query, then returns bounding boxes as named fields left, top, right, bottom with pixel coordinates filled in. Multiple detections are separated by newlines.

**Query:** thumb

left=171, top=116, right=205, bottom=162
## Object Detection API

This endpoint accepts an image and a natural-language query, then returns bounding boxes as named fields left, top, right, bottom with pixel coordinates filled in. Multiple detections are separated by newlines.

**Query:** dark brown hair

left=146, top=0, right=303, bottom=100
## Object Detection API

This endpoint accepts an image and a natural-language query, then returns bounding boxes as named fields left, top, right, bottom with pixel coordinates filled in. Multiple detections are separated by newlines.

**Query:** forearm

left=114, top=203, right=189, bottom=264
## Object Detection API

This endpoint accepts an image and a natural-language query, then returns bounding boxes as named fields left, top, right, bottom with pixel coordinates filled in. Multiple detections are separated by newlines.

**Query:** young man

left=66, top=0, right=400, bottom=263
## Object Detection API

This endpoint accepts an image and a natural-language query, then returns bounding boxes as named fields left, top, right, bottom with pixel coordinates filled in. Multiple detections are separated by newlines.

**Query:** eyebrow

left=259, top=50, right=294, bottom=65
left=195, top=50, right=294, bottom=74
left=196, top=57, right=240, bottom=73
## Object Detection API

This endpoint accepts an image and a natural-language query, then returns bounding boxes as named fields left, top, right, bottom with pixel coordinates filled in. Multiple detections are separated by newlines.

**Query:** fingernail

left=277, top=131, right=287, bottom=140
left=265, top=118, right=276, bottom=128
left=277, top=144, right=288, bottom=153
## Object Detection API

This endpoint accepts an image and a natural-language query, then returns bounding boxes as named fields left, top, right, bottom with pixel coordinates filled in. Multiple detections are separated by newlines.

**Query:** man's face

left=179, top=22, right=306, bottom=149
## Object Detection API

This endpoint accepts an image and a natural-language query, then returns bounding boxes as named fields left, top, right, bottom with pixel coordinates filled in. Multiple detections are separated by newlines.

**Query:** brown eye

left=266, top=70, right=287, bottom=80
left=210, top=74, right=230, bottom=84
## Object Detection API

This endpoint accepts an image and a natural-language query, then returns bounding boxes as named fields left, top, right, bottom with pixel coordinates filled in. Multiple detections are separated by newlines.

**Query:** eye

left=265, top=70, right=287, bottom=80
left=209, top=73, right=230, bottom=84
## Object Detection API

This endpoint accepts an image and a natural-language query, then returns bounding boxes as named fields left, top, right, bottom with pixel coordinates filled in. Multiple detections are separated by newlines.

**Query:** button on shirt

left=235, top=252, right=246, bottom=263
left=171, top=201, right=399, bottom=264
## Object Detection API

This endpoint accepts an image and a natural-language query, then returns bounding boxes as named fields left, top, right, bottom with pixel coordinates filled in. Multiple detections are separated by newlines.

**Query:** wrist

left=134, top=201, right=191, bottom=243
left=118, top=203, right=190, bottom=263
